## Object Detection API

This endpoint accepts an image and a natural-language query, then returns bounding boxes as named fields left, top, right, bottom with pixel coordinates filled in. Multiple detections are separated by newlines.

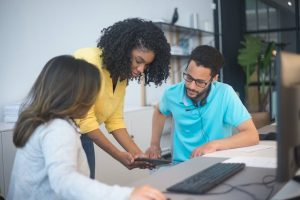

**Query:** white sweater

left=7, top=119, right=133, bottom=200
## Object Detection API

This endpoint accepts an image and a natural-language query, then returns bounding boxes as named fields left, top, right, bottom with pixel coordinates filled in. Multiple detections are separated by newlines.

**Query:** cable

left=233, top=186, right=259, bottom=200
left=232, top=174, right=276, bottom=200
left=200, top=174, right=276, bottom=200
left=205, top=183, right=234, bottom=195
left=164, top=174, right=276, bottom=199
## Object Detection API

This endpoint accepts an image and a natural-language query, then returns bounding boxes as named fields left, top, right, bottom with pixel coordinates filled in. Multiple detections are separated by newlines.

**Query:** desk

left=131, top=141, right=283, bottom=200
left=131, top=124, right=300, bottom=199
left=130, top=122, right=297, bottom=200
left=257, top=124, right=300, bottom=200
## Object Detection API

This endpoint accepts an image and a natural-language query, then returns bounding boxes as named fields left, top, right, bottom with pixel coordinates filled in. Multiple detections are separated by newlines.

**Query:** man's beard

left=185, top=85, right=210, bottom=102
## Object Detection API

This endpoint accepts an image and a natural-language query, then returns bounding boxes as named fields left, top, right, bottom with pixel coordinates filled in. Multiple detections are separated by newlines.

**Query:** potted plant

left=238, top=35, right=262, bottom=92
left=237, top=35, right=275, bottom=128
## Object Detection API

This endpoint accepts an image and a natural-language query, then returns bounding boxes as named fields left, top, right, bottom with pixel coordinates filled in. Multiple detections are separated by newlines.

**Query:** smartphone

left=134, top=157, right=172, bottom=166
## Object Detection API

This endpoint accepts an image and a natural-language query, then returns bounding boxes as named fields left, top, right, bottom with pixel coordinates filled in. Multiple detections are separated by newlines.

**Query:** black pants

left=80, top=134, right=95, bottom=179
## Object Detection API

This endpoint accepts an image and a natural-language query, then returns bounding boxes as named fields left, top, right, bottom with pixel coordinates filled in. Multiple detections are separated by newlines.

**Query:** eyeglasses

left=182, top=72, right=212, bottom=88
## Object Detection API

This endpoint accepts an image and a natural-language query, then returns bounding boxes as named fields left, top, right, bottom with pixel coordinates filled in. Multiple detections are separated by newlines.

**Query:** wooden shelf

left=140, top=22, right=216, bottom=106
left=248, top=81, right=275, bottom=86
left=171, top=54, right=190, bottom=58
left=154, top=22, right=215, bottom=36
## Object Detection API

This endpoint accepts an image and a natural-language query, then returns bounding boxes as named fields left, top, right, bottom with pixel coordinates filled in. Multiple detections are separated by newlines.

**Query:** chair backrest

left=251, top=112, right=271, bottom=129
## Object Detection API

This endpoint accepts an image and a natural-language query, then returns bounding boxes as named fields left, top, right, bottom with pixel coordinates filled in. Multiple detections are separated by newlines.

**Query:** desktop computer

left=276, top=51, right=300, bottom=183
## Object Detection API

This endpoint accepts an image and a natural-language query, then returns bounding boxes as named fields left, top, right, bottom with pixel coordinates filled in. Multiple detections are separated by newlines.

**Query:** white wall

left=0, top=0, right=214, bottom=120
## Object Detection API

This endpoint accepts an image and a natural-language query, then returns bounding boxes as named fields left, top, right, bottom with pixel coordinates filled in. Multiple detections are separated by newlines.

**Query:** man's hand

left=191, top=141, right=219, bottom=158
left=145, top=145, right=162, bottom=159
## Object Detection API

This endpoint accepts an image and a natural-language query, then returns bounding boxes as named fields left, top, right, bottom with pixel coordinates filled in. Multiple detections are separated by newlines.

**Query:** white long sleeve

left=7, top=119, right=133, bottom=200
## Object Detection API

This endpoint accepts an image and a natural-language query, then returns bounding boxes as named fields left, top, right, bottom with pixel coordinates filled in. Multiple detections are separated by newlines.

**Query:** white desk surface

left=203, top=141, right=276, bottom=159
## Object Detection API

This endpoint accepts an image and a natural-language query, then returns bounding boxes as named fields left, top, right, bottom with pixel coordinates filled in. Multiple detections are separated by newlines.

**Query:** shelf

left=171, top=54, right=190, bottom=58
left=154, top=22, right=215, bottom=37
left=248, top=81, right=275, bottom=86
left=152, top=21, right=216, bottom=87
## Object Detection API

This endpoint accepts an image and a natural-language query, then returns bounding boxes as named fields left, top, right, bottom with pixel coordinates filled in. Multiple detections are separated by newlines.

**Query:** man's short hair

left=188, top=45, right=224, bottom=77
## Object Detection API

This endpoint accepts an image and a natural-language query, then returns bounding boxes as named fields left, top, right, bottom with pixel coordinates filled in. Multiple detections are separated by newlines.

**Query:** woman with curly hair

left=74, top=18, right=171, bottom=178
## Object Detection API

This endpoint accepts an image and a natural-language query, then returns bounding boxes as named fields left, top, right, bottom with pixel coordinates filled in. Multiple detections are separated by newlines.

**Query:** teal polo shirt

left=159, top=81, right=251, bottom=163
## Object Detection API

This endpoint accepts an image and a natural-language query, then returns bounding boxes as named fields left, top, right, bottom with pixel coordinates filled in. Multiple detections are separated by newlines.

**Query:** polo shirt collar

left=180, top=81, right=217, bottom=107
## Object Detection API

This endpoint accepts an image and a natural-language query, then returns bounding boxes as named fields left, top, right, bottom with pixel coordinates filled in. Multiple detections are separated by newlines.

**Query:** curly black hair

left=97, top=18, right=171, bottom=86
left=188, top=45, right=224, bottom=77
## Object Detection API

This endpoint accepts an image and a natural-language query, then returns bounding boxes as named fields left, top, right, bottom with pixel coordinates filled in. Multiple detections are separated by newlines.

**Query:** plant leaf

left=238, top=35, right=262, bottom=76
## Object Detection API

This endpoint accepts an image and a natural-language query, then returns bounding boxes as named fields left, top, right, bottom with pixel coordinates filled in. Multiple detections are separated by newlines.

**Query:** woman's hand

left=117, top=151, right=154, bottom=169
left=130, top=185, right=166, bottom=200
left=117, top=151, right=135, bottom=169
left=132, top=153, right=155, bottom=169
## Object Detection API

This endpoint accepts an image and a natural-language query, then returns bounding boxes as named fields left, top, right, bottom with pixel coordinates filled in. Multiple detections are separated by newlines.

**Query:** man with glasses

left=146, top=45, right=259, bottom=163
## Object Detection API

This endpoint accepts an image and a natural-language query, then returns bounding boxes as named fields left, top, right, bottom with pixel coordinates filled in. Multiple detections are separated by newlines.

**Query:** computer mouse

left=293, top=176, right=300, bottom=183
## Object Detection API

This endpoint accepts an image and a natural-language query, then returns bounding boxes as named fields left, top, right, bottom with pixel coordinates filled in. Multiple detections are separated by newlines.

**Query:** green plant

left=258, top=41, right=275, bottom=104
left=238, top=35, right=262, bottom=87
left=238, top=35, right=275, bottom=111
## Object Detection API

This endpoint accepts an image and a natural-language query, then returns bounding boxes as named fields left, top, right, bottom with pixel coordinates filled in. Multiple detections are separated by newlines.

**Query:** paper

left=232, top=145, right=273, bottom=153
left=223, top=156, right=276, bottom=168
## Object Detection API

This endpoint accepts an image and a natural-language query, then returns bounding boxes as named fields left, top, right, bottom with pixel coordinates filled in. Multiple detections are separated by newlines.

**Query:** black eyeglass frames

left=182, top=72, right=212, bottom=88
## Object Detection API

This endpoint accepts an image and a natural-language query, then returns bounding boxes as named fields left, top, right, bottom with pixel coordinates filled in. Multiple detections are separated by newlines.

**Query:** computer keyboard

left=166, top=162, right=245, bottom=194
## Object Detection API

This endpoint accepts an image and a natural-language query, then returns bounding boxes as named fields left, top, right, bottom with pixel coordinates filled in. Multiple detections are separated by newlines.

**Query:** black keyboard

left=166, top=162, right=245, bottom=194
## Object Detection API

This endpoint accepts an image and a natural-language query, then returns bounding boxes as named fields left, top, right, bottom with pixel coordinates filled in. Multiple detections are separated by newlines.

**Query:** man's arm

left=191, top=119, right=259, bottom=158
left=145, top=105, right=168, bottom=158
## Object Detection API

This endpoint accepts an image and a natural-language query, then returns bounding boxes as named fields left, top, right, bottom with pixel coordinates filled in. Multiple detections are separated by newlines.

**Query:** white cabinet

left=0, top=123, right=16, bottom=198
left=0, top=132, right=4, bottom=197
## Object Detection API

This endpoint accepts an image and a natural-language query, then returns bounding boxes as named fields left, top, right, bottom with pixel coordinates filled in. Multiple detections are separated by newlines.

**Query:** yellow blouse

left=74, top=47, right=127, bottom=133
